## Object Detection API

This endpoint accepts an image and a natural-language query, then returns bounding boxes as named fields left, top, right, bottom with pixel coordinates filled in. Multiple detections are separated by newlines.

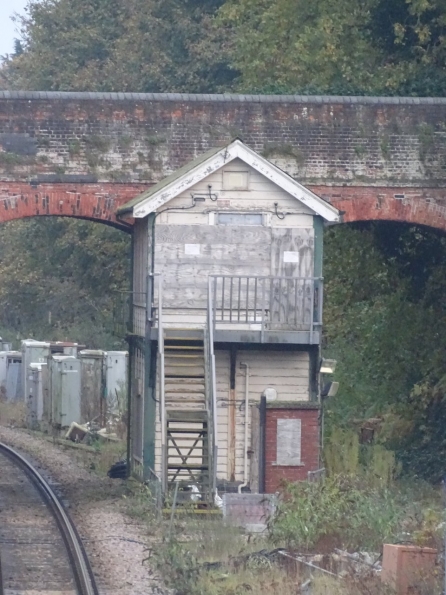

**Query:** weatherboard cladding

left=154, top=350, right=310, bottom=482
left=119, top=140, right=339, bottom=222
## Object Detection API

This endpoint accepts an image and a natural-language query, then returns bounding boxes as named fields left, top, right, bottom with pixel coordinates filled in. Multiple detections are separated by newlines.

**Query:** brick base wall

left=265, top=404, right=320, bottom=493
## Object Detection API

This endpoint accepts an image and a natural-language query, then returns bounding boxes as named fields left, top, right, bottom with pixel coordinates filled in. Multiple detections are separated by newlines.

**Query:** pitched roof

left=117, top=144, right=224, bottom=215
left=118, top=139, right=340, bottom=222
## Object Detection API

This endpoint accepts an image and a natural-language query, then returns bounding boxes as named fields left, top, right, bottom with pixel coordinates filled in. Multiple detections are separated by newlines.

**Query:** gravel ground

left=0, top=425, right=165, bottom=595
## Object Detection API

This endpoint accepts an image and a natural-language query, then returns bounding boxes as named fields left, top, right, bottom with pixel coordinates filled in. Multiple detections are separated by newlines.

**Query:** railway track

left=0, top=442, right=99, bottom=595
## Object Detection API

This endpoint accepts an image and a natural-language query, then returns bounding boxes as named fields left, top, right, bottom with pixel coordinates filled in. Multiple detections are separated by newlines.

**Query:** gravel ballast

left=0, top=426, right=163, bottom=595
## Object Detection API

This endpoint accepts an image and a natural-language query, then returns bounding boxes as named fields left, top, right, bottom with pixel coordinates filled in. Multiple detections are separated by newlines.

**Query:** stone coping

left=265, top=401, right=321, bottom=410
left=1, top=91, right=445, bottom=105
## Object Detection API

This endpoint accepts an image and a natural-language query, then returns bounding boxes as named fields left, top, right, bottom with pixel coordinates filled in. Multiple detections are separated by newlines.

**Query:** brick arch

left=0, top=182, right=148, bottom=231
left=311, top=186, right=446, bottom=232
left=2, top=182, right=446, bottom=234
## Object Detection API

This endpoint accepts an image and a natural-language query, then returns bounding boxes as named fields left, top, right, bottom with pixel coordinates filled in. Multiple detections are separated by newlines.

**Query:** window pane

left=217, top=213, right=263, bottom=226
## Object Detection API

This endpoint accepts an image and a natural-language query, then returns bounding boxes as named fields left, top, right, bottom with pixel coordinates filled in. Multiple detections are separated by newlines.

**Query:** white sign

left=283, top=251, right=300, bottom=263
left=276, top=419, right=302, bottom=466
left=185, top=244, right=200, bottom=255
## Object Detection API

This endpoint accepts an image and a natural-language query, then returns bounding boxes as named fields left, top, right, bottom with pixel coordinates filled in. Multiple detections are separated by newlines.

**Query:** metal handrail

left=209, top=275, right=323, bottom=335
left=207, top=277, right=218, bottom=495
left=157, top=275, right=167, bottom=495
left=112, top=290, right=147, bottom=337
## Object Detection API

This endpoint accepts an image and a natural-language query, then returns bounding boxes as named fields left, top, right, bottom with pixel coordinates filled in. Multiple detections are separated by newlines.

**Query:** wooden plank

left=167, top=158, right=316, bottom=215
left=234, top=350, right=310, bottom=406
left=155, top=224, right=271, bottom=245
left=133, top=219, right=148, bottom=295
left=270, top=228, right=314, bottom=328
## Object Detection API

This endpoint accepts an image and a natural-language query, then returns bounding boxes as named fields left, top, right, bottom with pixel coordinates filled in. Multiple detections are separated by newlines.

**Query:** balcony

left=209, top=275, right=323, bottom=344
left=114, top=275, right=323, bottom=345
left=113, top=291, right=147, bottom=338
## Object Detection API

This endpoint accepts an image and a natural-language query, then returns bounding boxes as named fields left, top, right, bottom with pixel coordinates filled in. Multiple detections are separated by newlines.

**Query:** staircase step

left=165, top=355, right=204, bottom=361
left=163, top=330, right=204, bottom=341
left=166, top=398, right=205, bottom=411
left=164, top=346, right=204, bottom=351
left=165, top=374, right=205, bottom=379
left=166, top=408, right=206, bottom=412
left=166, top=388, right=205, bottom=394
left=166, top=378, right=205, bottom=384
left=166, top=394, right=206, bottom=400
left=165, top=360, right=204, bottom=365
left=167, top=410, right=208, bottom=422
left=165, top=386, right=205, bottom=393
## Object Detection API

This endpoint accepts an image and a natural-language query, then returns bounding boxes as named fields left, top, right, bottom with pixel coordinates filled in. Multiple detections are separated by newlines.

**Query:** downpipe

left=238, top=362, right=249, bottom=494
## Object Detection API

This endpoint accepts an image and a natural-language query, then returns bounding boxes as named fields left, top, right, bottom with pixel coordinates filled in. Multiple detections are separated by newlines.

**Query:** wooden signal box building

left=117, top=139, right=339, bottom=500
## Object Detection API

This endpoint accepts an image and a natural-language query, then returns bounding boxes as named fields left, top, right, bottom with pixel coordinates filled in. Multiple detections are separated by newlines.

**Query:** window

left=217, top=213, right=263, bottom=226
left=223, top=170, right=249, bottom=190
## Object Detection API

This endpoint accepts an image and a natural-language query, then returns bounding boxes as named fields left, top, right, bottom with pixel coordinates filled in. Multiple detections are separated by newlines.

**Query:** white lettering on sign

left=185, top=244, right=200, bottom=255
left=276, top=418, right=302, bottom=465
left=283, top=251, right=300, bottom=263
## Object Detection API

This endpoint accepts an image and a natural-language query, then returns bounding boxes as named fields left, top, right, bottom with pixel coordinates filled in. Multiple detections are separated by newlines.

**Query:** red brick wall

left=1, top=93, right=446, bottom=187
left=0, top=182, right=147, bottom=229
left=314, top=186, right=446, bottom=233
left=265, top=406, right=320, bottom=493
left=2, top=93, right=446, bottom=230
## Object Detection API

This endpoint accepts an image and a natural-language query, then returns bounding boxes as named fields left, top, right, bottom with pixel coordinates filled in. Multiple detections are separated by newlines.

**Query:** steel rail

left=0, top=442, right=98, bottom=595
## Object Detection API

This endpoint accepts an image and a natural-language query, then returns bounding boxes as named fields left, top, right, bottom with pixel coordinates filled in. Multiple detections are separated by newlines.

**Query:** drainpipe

left=238, top=362, right=250, bottom=493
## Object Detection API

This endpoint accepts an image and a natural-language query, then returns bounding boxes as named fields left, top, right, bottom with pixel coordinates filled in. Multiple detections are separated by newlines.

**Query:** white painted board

left=276, top=418, right=302, bottom=465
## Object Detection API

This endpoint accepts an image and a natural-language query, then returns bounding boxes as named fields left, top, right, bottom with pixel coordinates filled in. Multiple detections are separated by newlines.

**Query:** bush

left=269, top=474, right=441, bottom=552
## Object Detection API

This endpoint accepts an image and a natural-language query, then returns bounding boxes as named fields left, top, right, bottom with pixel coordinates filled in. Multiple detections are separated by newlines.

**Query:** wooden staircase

left=160, top=329, right=214, bottom=504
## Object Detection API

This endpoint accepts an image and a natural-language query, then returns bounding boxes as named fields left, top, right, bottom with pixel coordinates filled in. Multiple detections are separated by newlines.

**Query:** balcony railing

left=113, top=291, right=147, bottom=338
left=209, top=275, right=323, bottom=340
left=114, top=275, right=323, bottom=343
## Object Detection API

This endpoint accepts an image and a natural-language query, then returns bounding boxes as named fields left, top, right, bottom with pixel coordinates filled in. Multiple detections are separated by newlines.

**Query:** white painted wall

left=157, top=158, right=316, bottom=226
left=153, top=347, right=310, bottom=482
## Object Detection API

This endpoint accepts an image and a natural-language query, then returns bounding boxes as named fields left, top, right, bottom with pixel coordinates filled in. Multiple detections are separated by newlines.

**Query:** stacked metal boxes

left=79, top=350, right=106, bottom=426
left=0, top=351, right=22, bottom=402
left=17, top=340, right=128, bottom=433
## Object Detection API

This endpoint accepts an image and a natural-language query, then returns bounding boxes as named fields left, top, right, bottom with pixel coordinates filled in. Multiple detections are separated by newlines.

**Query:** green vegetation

left=1, top=7, right=446, bottom=592
left=0, top=218, right=130, bottom=349
left=3, top=0, right=235, bottom=93
left=218, top=0, right=446, bottom=96
left=4, top=0, right=446, bottom=96
left=270, top=474, right=443, bottom=552
left=324, top=222, right=446, bottom=482
left=0, top=0, right=445, bottom=477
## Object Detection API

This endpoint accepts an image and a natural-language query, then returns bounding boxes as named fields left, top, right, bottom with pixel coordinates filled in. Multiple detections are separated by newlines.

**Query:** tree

left=323, top=222, right=446, bottom=480
left=218, top=0, right=446, bottom=95
left=0, top=218, right=130, bottom=348
left=6, top=0, right=236, bottom=92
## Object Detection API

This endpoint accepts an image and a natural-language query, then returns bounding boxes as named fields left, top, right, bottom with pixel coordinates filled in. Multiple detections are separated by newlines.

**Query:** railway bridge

left=0, top=91, right=445, bottom=231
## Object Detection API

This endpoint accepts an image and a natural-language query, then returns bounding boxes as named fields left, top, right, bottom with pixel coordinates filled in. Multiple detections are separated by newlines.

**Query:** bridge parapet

left=0, top=92, right=445, bottom=229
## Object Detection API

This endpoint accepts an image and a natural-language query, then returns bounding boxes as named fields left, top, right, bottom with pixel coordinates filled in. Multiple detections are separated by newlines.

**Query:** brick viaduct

left=0, top=91, right=445, bottom=232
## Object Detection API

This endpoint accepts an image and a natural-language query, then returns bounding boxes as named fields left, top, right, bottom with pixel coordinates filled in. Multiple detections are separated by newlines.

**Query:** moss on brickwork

left=0, top=97, right=446, bottom=185
left=262, top=143, right=305, bottom=165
